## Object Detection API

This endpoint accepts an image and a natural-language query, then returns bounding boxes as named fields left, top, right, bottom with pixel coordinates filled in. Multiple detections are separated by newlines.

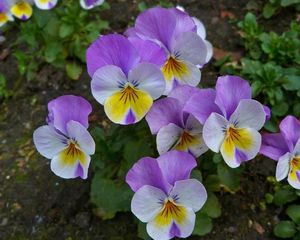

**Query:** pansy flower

left=126, top=7, right=208, bottom=94
left=10, top=0, right=33, bottom=20
left=87, top=34, right=166, bottom=125
left=0, top=0, right=13, bottom=27
left=33, top=0, right=58, bottom=10
left=126, top=150, right=207, bottom=240
left=33, top=95, right=95, bottom=179
left=146, top=85, right=208, bottom=157
left=80, top=0, right=104, bottom=9
left=184, top=75, right=268, bottom=168
left=260, top=116, right=300, bottom=189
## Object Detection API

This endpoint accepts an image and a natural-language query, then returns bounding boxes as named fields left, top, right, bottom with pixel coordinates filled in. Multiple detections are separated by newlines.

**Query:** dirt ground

left=0, top=0, right=297, bottom=239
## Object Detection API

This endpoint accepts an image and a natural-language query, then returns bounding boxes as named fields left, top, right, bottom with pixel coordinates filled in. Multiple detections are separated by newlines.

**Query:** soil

left=0, top=0, right=297, bottom=239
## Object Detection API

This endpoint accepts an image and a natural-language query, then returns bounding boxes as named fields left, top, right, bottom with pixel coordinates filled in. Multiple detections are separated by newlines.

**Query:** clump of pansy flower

left=32, top=5, right=299, bottom=240
left=0, top=0, right=104, bottom=27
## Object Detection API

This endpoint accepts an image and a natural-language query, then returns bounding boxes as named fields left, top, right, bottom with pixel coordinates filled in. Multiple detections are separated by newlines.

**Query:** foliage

left=263, top=0, right=300, bottom=19
left=0, top=73, right=12, bottom=100
left=218, top=13, right=300, bottom=132
left=12, top=0, right=109, bottom=81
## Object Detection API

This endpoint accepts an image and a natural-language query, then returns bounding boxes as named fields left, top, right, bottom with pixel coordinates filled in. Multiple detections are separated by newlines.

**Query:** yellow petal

left=59, top=141, right=86, bottom=166
left=175, top=131, right=201, bottom=152
left=162, top=56, right=189, bottom=82
left=104, top=85, right=153, bottom=124
left=11, top=2, right=32, bottom=20
left=289, top=157, right=300, bottom=181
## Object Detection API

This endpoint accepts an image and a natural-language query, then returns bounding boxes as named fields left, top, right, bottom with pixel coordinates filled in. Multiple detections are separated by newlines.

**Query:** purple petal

left=75, top=163, right=84, bottom=179
left=215, top=75, right=251, bottom=119
left=260, top=133, right=289, bottom=161
left=86, top=34, right=140, bottom=77
left=125, top=109, right=136, bottom=124
left=297, top=171, right=300, bottom=182
left=157, top=150, right=197, bottom=186
left=134, top=7, right=177, bottom=50
left=47, top=95, right=92, bottom=135
left=263, top=105, right=271, bottom=121
left=279, top=115, right=300, bottom=151
left=170, top=223, right=181, bottom=238
left=145, top=97, right=184, bottom=134
left=169, top=7, right=196, bottom=38
left=235, top=148, right=248, bottom=164
left=183, top=88, right=222, bottom=124
left=128, top=37, right=167, bottom=67
left=125, top=157, right=171, bottom=193
left=168, top=85, right=200, bottom=106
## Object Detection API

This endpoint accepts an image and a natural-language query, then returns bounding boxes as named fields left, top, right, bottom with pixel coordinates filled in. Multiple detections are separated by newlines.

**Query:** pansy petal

left=66, top=120, right=95, bottom=155
left=170, top=179, right=207, bottom=212
left=146, top=97, right=184, bottom=134
left=86, top=34, right=140, bottom=77
left=33, top=125, right=67, bottom=159
left=279, top=115, right=300, bottom=151
left=128, top=63, right=165, bottom=100
left=147, top=218, right=173, bottom=240
left=47, top=95, right=92, bottom=135
left=134, top=7, right=177, bottom=50
left=184, top=89, right=222, bottom=124
left=131, top=185, right=166, bottom=223
left=260, top=133, right=289, bottom=161
left=126, top=157, right=171, bottom=193
left=172, top=208, right=196, bottom=238
left=221, top=127, right=261, bottom=168
left=172, top=31, right=207, bottom=65
left=51, top=152, right=90, bottom=179
left=168, top=85, right=200, bottom=107
left=128, top=37, right=167, bottom=67
left=215, top=75, right=252, bottom=119
left=192, top=17, right=206, bottom=39
left=157, top=151, right=197, bottom=186
left=263, top=105, right=271, bottom=121
left=229, top=99, right=266, bottom=130
left=104, top=87, right=153, bottom=125
left=10, top=2, right=32, bottom=20
left=80, top=0, right=104, bottom=10
left=204, top=40, right=213, bottom=63
left=34, top=0, right=58, bottom=10
left=170, top=7, right=196, bottom=38
left=157, top=123, right=183, bottom=155
left=203, top=113, right=228, bottom=152
left=91, top=65, right=128, bottom=105
left=174, top=60, right=201, bottom=89
left=276, top=152, right=291, bottom=181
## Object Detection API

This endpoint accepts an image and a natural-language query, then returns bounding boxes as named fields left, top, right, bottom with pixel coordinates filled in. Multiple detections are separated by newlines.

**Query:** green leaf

left=272, top=102, right=289, bottom=116
left=281, top=0, right=300, bottom=6
left=263, top=3, right=277, bottom=19
left=193, top=213, right=213, bottom=236
left=66, top=62, right=82, bottom=80
left=138, top=2, right=148, bottom=12
left=286, top=205, right=300, bottom=225
left=274, top=221, right=297, bottom=238
left=205, top=175, right=221, bottom=192
left=293, top=102, right=300, bottom=116
left=201, top=193, right=222, bottom=218
left=283, top=75, right=300, bottom=91
left=90, top=174, right=133, bottom=220
left=191, top=169, right=203, bottom=182
left=59, top=23, right=74, bottom=38
left=273, top=187, right=298, bottom=206
left=44, top=42, right=63, bottom=63
left=217, top=162, right=242, bottom=192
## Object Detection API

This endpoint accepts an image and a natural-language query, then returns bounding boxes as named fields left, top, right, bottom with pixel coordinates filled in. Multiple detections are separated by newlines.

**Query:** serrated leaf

left=59, top=24, right=74, bottom=38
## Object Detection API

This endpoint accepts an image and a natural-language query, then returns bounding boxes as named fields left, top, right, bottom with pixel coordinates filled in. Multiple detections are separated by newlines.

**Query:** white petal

left=50, top=152, right=91, bottom=179
left=66, top=120, right=95, bottom=155
left=174, top=208, right=196, bottom=238
left=147, top=219, right=173, bottom=240
left=229, top=99, right=266, bottom=130
left=293, top=138, right=300, bottom=156
left=128, top=63, right=165, bottom=100
left=288, top=175, right=300, bottom=189
left=178, top=60, right=201, bottom=87
left=34, top=0, right=58, bottom=9
left=203, top=113, right=228, bottom=152
left=157, top=123, right=183, bottom=155
left=276, top=152, right=291, bottom=181
left=172, top=31, right=207, bottom=65
left=91, top=65, right=127, bottom=105
left=33, top=125, right=67, bottom=159
left=80, top=0, right=104, bottom=10
left=170, top=179, right=207, bottom=212
left=131, top=185, right=166, bottom=223
left=192, top=17, right=206, bottom=39
left=204, top=40, right=213, bottom=63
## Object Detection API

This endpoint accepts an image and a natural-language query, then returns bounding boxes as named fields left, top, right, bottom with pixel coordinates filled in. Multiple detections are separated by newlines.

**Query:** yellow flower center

left=154, top=199, right=187, bottom=227
left=59, top=140, right=86, bottom=166
left=0, top=13, right=8, bottom=23
left=162, top=56, right=188, bottom=81
left=175, top=130, right=199, bottom=151
left=119, top=85, right=139, bottom=104
left=289, top=156, right=300, bottom=180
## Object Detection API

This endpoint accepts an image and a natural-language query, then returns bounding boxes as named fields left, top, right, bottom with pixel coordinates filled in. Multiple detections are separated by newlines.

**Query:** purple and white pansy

left=126, top=7, right=209, bottom=94
left=126, top=150, right=207, bottom=240
left=33, top=95, right=95, bottom=179
left=146, top=85, right=208, bottom=157
left=87, top=34, right=166, bottom=125
left=80, top=0, right=104, bottom=10
left=184, top=75, right=268, bottom=168
left=260, top=116, right=300, bottom=189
